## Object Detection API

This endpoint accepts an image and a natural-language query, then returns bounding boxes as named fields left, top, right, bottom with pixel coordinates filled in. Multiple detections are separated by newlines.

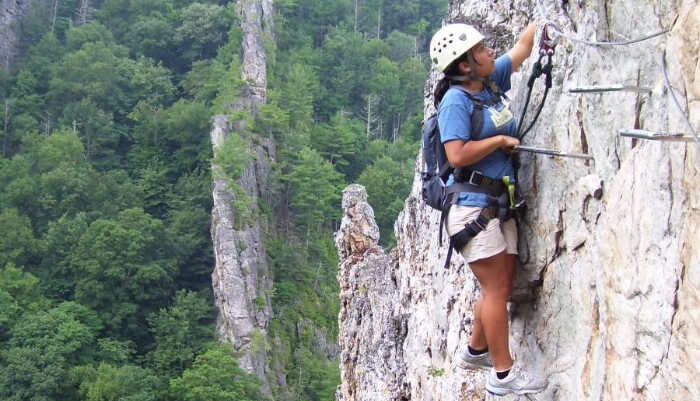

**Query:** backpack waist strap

left=449, top=168, right=506, bottom=197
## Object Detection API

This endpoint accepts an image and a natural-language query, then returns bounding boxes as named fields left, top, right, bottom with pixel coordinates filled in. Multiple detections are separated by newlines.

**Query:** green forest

left=0, top=0, right=446, bottom=400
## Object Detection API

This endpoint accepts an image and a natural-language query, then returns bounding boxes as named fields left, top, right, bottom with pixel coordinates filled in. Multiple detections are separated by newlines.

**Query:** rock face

left=236, top=0, right=273, bottom=112
left=210, top=116, right=274, bottom=388
left=336, top=1, right=699, bottom=400
left=0, top=0, right=31, bottom=69
left=210, top=0, right=274, bottom=392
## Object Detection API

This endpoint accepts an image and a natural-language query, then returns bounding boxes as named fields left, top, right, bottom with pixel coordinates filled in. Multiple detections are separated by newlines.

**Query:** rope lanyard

left=515, top=24, right=557, bottom=141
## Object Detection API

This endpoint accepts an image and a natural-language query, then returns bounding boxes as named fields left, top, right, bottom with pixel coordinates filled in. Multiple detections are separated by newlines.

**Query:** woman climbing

left=429, top=22, right=547, bottom=396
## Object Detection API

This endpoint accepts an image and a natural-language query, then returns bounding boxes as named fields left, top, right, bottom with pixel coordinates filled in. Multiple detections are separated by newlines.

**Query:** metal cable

left=534, top=0, right=670, bottom=47
left=548, top=26, right=669, bottom=47
left=534, top=2, right=695, bottom=147
left=661, top=49, right=700, bottom=147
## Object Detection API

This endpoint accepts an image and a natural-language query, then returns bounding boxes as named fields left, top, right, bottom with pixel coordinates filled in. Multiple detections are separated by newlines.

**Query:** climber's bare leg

left=470, top=253, right=515, bottom=349
left=468, top=251, right=516, bottom=371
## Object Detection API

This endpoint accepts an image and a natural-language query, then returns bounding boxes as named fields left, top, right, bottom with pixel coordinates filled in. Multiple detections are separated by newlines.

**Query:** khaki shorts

left=445, top=205, right=518, bottom=264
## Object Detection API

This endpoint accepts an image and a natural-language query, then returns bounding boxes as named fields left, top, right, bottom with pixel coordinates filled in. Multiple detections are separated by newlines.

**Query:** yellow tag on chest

left=488, top=102, right=514, bottom=128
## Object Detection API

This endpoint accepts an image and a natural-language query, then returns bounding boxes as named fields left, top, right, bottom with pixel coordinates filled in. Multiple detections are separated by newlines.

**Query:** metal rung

left=569, top=85, right=652, bottom=94
left=515, top=145, right=594, bottom=160
left=619, top=129, right=695, bottom=142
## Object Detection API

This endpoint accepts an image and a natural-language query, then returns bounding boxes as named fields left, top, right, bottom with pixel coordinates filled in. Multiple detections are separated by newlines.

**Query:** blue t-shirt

left=437, top=54, right=516, bottom=207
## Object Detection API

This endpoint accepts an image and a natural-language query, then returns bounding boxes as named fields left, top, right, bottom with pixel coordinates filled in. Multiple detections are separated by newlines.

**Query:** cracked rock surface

left=210, top=116, right=274, bottom=393
left=336, top=1, right=699, bottom=400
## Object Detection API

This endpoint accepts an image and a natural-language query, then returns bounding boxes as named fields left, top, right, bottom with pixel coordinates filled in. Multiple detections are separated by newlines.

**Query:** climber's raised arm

left=508, top=23, right=536, bottom=73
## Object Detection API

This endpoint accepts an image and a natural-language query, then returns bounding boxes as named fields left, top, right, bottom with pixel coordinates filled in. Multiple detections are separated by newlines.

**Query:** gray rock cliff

left=210, top=116, right=275, bottom=387
left=0, top=0, right=31, bottom=69
left=233, top=0, right=273, bottom=113
left=209, top=0, right=275, bottom=392
left=336, top=1, right=699, bottom=400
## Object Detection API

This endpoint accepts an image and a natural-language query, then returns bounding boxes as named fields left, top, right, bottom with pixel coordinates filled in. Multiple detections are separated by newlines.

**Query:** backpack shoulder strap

left=460, top=90, right=484, bottom=108
left=445, top=89, right=484, bottom=141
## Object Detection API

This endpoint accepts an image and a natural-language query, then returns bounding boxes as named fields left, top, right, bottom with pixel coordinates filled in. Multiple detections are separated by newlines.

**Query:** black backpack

left=420, top=113, right=452, bottom=211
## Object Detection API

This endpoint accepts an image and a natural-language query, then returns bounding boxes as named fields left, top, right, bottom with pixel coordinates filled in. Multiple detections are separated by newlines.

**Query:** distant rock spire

left=236, top=0, right=274, bottom=113
left=75, top=0, right=95, bottom=26
left=0, top=0, right=31, bottom=69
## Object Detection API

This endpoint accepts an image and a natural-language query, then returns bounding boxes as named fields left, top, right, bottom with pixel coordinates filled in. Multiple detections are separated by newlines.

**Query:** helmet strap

left=445, top=50, right=492, bottom=86
left=445, top=75, right=467, bottom=82
left=466, top=52, right=481, bottom=81
left=445, top=75, right=501, bottom=98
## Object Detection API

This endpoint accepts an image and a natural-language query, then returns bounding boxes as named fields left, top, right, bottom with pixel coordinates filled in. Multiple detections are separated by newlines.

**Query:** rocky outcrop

left=337, top=1, right=699, bottom=400
left=210, top=0, right=275, bottom=392
left=0, top=0, right=31, bottom=69
left=210, top=116, right=274, bottom=388
left=336, top=185, right=410, bottom=400
left=236, top=0, right=273, bottom=113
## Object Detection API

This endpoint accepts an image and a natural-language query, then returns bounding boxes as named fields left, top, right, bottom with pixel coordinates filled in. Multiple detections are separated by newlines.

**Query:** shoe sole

left=486, top=386, right=545, bottom=396
left=456, top=359, right=492, bottom=371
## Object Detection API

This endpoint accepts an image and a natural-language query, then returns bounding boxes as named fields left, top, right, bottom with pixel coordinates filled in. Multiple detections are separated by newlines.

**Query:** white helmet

left=429, top=24, right=484, bottom=73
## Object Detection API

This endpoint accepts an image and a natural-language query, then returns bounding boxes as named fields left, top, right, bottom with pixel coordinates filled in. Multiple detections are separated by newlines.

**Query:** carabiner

left=540, top=23, right=559, bottom=56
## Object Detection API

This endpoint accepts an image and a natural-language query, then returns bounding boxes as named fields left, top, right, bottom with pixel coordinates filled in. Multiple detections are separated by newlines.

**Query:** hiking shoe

left=486, top=364, right=547, bottom=396
left=456, top=349, right=493, bottom=370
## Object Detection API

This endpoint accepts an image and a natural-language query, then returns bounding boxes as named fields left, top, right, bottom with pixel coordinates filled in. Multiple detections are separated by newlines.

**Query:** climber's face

left=469, top=41, right=496, bottom=76
left=456, top=40, right=495, bottom=79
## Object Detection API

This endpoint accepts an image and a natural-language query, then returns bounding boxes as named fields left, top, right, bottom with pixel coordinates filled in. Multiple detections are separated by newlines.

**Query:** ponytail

left=433, top=78, right=451, bottom=109
left=433, top=51, right=470, bottom=108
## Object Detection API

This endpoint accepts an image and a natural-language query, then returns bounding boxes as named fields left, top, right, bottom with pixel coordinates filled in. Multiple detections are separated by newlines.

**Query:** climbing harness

left=441, top=172, right=521, bottom=269
left=515, top=23, right=558, bottom=141
left=439, top=84, right=527, bottom=268
left=422, top=111, right=524, bottom=269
